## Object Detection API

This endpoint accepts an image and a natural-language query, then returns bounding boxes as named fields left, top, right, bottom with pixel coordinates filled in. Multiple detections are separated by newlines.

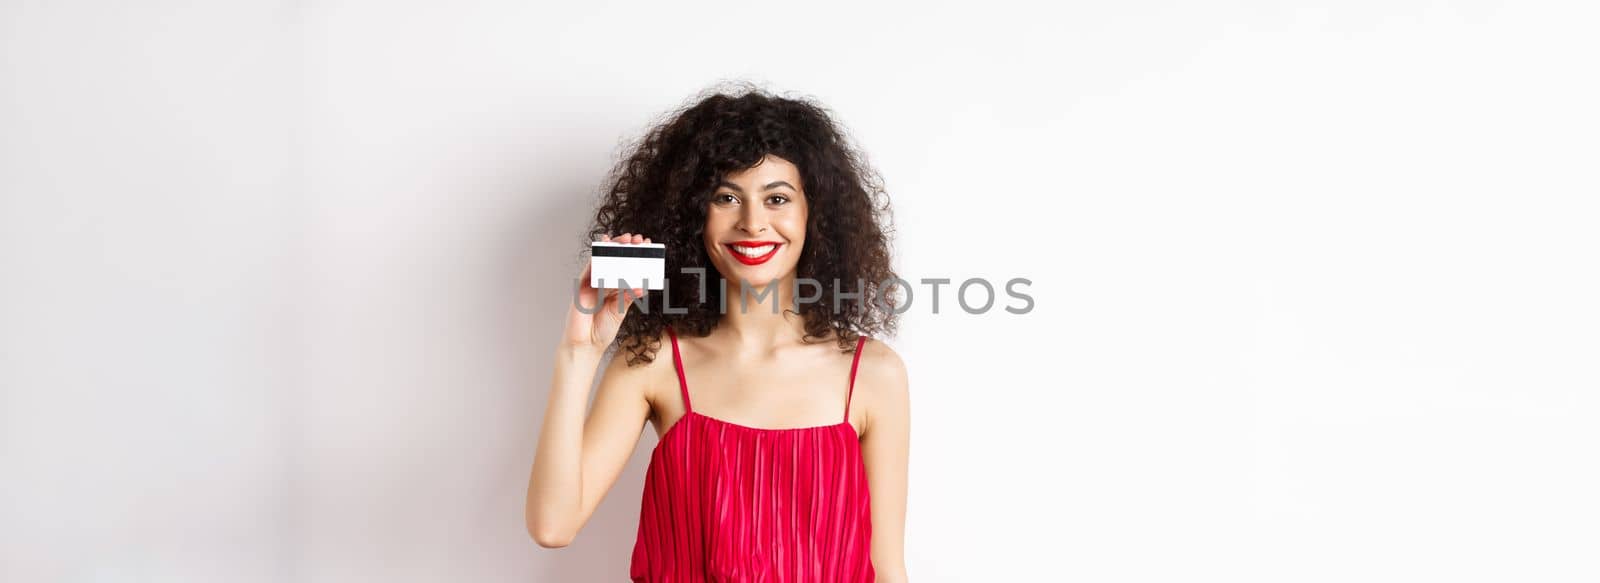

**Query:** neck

left=717, top=273, right=807, bottom=350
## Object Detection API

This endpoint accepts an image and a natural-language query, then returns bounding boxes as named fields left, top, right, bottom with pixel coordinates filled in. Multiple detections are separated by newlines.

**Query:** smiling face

left=703, top=154, right=808, bottom=289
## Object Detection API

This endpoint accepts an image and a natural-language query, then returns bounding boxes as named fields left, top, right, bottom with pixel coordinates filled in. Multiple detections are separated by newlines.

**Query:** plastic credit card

left=589, top=241, right=666, bottom=290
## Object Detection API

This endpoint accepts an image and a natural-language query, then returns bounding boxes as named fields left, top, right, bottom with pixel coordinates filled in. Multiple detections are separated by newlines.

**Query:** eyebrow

left=718, top=180, right=797, bottom=192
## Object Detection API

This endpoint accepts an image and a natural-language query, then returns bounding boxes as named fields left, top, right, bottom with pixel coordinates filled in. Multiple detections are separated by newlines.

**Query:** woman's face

left=703, top=154, right=808, bottom=289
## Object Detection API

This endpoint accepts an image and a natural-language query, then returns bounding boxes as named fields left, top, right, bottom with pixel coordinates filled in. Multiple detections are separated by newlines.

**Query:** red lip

left=725, top=242, right=781, bottom=266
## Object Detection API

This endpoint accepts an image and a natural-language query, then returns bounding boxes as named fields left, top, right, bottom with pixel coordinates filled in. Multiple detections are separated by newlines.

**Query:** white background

left=3, top=1, right=1597, bottom=581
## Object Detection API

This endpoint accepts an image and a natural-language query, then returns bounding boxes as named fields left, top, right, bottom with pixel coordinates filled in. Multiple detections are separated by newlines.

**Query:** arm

left=524, top=232, right=656, bottom=548
left=524, top=341, right=653, bottom=548
left=860, top=341, right=911, bottom=581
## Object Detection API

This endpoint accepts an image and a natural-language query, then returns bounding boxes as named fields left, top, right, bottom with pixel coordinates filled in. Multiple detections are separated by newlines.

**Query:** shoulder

left=599, top=327, right=675, bottom=405
left=855, top=337, right=909, bottom=424
left=858, top=337, right=907, bottom=385
left=603, top=327, right=673, bottom=373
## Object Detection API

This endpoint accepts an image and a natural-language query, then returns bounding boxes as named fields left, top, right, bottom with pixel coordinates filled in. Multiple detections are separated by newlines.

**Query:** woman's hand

left=564, top=232, right=651, bottom=354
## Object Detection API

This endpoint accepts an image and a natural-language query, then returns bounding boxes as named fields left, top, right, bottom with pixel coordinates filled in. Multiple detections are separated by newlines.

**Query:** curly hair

left=585, top=81, right=900, bottom=366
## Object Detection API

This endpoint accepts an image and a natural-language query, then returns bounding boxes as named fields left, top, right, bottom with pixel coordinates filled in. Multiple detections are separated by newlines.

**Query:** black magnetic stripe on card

left=591, top=245, right=666, bottom=259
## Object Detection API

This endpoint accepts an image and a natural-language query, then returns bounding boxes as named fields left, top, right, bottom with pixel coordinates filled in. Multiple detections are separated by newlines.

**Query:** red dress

left=630, top=326, right=875, bottom=582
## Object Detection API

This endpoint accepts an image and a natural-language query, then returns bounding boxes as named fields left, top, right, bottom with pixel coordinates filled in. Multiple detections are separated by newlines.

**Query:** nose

left=737, top=205, right=768, bottom=236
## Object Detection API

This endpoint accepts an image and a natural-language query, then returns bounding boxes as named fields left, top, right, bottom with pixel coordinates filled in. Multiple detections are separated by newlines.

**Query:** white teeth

left=731, top=244, right=776, bottom=257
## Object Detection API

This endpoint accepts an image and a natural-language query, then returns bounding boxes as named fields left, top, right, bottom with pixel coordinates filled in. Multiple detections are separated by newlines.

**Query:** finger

left=632, top=233, right=644, bottom=244
left=599, top=233, right=612, bottom=242
left=577, top=260, right=599, bottom=292
left=642, top=236, right=651, bottom=244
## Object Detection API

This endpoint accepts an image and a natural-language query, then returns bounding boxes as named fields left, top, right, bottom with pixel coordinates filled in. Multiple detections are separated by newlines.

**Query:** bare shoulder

left=856, top=337, right=910, bottom=427
left=859, top=337, right=908, bottom=385
left=599, top=327, right=675, bottom=407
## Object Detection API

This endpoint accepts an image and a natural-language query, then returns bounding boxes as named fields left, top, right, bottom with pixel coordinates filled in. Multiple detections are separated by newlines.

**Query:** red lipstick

left=725, top=241, right=781, bottom=266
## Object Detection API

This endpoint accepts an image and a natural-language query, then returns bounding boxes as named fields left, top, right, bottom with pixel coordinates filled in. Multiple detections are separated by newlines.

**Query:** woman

left=526, top=85, right=910, bottom=582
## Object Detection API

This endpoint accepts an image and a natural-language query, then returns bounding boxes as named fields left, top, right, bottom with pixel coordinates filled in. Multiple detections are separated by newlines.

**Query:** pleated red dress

left=630, top=326, right=875, bottom=582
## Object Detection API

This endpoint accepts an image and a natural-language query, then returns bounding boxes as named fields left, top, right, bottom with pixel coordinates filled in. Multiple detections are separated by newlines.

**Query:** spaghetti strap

left=666, top=326, right=692, bottom=413
left=844, top=335, right=868, bottom=423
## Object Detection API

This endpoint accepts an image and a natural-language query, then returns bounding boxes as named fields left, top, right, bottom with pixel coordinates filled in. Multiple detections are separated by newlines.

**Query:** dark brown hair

left=586, top=82, right=899, bottom=365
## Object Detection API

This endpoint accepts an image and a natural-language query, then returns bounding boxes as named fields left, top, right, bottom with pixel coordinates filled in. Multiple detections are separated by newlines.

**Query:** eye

left=713, top=193, right=739, bottom=205
left=767, top=195, right=790, bottom=205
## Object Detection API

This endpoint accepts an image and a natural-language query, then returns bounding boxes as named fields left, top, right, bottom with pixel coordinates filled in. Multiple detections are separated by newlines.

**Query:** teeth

left=732, top=244, right=776, bottom=257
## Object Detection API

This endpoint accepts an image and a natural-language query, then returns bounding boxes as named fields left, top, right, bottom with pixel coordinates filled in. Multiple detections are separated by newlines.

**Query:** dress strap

left=844, top=335, right=868, bottom=423
left=665, top=325, right=692, bottom=413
